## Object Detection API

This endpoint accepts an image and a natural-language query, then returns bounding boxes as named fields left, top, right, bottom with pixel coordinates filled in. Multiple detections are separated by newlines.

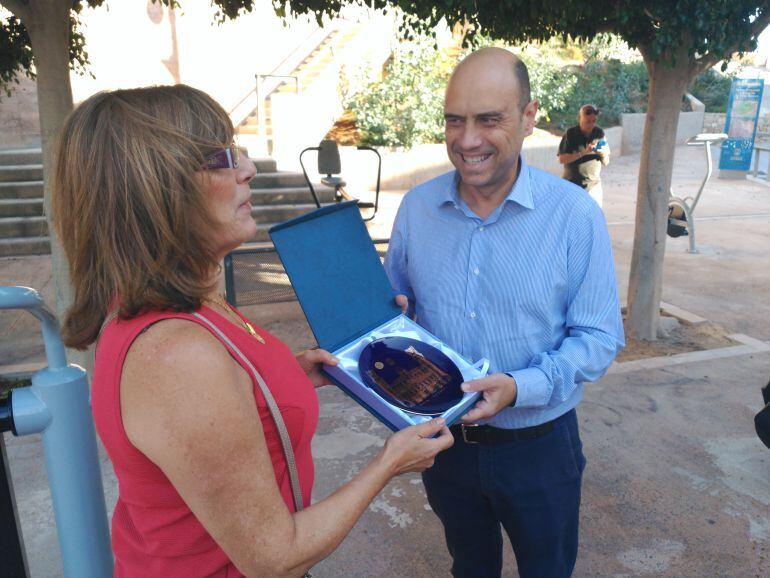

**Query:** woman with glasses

left=52, top=85, right=453, bottom=578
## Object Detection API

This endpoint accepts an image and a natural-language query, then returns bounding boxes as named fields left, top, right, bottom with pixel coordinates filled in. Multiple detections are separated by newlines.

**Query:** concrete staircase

left=247, top=157, right=334, bottom=242
left=0, top=149, right=333, bottom=257
left=237, top=24, right=362, bottom=157
left=0, top=149, right=47, bottom=257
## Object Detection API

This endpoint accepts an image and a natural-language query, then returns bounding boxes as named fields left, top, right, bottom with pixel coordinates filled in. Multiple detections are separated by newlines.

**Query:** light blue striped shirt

left=384, top=158, right=624, bottom=429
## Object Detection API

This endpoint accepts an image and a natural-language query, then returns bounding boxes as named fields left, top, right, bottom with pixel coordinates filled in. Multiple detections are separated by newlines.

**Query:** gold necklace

left=205, top=294, right=265, bottom=344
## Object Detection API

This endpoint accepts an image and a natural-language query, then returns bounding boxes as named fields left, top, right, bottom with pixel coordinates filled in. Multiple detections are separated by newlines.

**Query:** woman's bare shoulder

left=120, top=316, right=254, bottom=454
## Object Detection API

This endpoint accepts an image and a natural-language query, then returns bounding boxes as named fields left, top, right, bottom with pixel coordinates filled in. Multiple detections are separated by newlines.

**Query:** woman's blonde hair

left=52, top=85, right=235, bottom=349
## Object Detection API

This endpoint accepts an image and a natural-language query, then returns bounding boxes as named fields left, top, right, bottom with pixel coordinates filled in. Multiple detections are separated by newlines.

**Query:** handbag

left=193, top=312, right=312, bottom=577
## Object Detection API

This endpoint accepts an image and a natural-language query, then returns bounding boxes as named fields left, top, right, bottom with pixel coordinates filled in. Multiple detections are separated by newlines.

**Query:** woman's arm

left=121, top=319, right=452, bottom=577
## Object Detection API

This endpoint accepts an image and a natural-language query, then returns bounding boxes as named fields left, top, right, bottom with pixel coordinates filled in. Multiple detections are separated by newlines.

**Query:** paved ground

left=2, top=143, right=770, bottom=577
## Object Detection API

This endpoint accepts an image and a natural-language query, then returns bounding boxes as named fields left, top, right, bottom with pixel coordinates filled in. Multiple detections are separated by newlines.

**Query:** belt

left=450, top=420, right=555, bottom=444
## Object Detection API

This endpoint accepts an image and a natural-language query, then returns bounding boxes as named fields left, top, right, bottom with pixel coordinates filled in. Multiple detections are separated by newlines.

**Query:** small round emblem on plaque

left=358, top=337, right=464, bottom=415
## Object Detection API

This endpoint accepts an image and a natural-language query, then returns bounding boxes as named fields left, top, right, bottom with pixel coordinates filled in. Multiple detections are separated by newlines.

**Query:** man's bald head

left=449, top=47, right=531, bottom=112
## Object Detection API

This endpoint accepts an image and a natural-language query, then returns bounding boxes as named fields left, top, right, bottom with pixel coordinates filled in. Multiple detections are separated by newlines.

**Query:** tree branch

left=692, top=6, right=770, bottom=76
left=2, top=0, right=30, bottom=21
left=595, top=21, right=617, bottom=34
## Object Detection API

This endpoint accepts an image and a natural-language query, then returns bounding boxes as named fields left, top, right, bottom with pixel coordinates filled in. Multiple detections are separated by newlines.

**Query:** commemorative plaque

left=358, top=336, right=464, bottom=415
left=271, top=201, right=487, bottom=431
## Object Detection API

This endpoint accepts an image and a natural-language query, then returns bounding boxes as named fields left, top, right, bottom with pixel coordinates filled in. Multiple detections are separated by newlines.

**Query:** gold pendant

left=245, top=321, right=266, bottom=344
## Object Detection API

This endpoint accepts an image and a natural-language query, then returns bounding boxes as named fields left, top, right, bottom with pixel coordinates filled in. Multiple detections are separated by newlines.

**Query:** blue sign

left=720, top=78, right=764, bottom=171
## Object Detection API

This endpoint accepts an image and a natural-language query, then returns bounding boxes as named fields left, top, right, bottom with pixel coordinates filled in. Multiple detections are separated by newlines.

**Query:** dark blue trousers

left=422, top=409, right=586, bottom=578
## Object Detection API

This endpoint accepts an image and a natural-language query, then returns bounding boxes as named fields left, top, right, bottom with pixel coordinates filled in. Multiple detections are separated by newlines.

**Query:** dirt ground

left=617, top=314, right=738, bottom=362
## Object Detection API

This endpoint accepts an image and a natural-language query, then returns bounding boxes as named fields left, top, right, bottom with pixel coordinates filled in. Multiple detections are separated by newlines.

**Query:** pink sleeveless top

left=91, top=305, right=319, bottom=577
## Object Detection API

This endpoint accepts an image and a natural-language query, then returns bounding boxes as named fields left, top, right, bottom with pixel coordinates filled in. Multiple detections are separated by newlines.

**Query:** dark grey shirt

left=558, top=126, right=605, bottom=190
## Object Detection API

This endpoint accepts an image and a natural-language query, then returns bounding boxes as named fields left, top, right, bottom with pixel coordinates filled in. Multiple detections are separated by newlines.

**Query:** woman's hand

left=295, top=348, right=338, bottom=388
left=377, top=418, right=454, bottom=476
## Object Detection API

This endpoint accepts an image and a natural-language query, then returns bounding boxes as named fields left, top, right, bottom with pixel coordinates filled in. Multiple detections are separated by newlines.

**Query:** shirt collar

left=440, top=156, right=535, bottom=211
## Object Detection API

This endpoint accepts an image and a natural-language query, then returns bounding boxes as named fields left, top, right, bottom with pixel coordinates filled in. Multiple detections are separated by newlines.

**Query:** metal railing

left=0, top=286, right=112, bottom=577
left=224, top=239, right=390, bottom=307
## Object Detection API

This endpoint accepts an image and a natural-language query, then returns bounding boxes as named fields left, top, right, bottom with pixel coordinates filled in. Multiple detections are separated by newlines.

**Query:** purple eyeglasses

left=203, top=145, right=239, bottom=170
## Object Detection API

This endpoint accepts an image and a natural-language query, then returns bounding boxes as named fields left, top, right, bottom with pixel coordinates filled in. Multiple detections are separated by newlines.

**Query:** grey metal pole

left=0, top=285, right=113, bottom=578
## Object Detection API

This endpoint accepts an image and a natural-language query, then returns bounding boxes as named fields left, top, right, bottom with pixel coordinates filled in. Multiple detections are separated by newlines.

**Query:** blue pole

left=0, top=286, right=113, bottom=577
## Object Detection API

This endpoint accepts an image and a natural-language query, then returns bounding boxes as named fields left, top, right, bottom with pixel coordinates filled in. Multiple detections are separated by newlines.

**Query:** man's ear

left=523, top=100, right=538, bottom=136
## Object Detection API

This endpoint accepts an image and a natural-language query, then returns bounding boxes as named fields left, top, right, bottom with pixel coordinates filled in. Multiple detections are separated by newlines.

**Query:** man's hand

left=395, top=294, right=409, bottom=314
left=461, top=373, right=517, bottom=422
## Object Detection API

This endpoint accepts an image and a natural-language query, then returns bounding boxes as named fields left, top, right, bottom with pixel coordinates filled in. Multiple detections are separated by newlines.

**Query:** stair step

left=250, top=172, right=308, bottom=188
left=238, top=125, right=272, bottom=136
left=0, top=198, right=44, bottom=217
left=0, top=236, right=50, bottom=257
left=0, top=165, right=44, bottom=182
left=0, top=181, right=44, bottom=199
left=0, top=148, right=43, bottom=165
left=253, top=223, right=272, bottom=242
left=249, top=203, right=332, bottom=241
left=250, top=203, right=321, bottom=225
left=0, top=216, right=47, bottom=237
left=252, top=158, right=277, bottom=173
left=250, top=186, right=335, bottom=206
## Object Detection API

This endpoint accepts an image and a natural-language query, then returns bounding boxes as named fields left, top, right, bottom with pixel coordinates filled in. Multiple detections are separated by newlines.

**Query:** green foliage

left=346, top=40, right=458, bottom=148
left=485, top=52, right=649, bottom=130
left=581, top=33, right=641, bottom=64
left=345, top=39, right=652, bottom=146
left=0, top=16, right=33, bottom=97
left=689, top=68, right=733, bottom=112
left=0, top=0, right=106, bottom=97
left=0, top=0, right=245, bottom=96
left=524, top=58, right=578, bottom=124
left=546, top=59, right=649, bottom=129
left=345, top=1, right=770, bottom=72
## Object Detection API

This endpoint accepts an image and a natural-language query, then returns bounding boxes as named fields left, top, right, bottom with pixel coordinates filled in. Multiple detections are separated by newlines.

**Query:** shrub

left=346, top=41, right=457, bottom=148
left=523, top=57, right=578, bottom=124
left=539, top=59, right=649, bottom=129
left=689, top=69, right=733, bottom=112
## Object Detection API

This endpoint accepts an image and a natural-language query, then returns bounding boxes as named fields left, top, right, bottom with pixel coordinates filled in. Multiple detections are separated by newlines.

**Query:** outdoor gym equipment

left=299, top=139, right=382, bottom=221
left=667, top=133, right=727, bottom=253
left=0, top=286, right=112, bottom=578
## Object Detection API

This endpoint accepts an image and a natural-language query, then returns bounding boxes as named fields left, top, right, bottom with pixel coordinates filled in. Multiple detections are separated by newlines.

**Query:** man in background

left=558, top=104, right=610, bottom=206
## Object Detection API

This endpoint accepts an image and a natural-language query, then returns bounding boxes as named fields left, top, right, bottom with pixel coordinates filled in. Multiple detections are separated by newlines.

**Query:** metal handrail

left=0, top=286, right=112, bottom=577
left=255, top=74, right=300, bottom=137
left=227, top=25, right=325, bottom=123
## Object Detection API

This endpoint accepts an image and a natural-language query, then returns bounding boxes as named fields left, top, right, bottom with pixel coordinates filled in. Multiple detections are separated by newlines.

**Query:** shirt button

left=470, top=311, right=477, bottom=319
left=473, top=267, right=480, bottom=275
left=479, top=226, right=485, bottom=232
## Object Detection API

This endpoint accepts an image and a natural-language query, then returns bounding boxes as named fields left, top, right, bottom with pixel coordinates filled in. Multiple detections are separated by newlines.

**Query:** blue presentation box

left=269, top=202, right=487, bottom=432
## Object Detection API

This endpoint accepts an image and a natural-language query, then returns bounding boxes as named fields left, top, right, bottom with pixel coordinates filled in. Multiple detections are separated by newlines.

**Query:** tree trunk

left=23, top=2, right=82, bottom=362
left=626, top=49, right=692, bottom=340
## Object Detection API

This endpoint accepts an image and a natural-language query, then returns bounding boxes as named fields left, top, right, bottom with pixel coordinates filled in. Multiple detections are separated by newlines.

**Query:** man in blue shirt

left=385, top=47, right=624, bottom=577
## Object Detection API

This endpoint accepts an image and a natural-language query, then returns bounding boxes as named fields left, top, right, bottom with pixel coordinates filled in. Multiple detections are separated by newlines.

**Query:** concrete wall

left=327, top=126, right=625, bottom=192
left=603, top=126, right=623, bottom=155
left=703, top=113, right=728, bottom=134
left=71, top=2, right=321, bottom=115
left=269, top=14, right=395, bottom=169
left=0, top=75, right=41, bottom=150
left=0, top=3, right=378, bottom=150
left=621, top=111, right=705, bottom=155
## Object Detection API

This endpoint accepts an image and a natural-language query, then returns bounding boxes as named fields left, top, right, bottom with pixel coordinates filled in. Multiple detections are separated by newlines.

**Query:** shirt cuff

left=507, top=367, right=551, bottom=409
